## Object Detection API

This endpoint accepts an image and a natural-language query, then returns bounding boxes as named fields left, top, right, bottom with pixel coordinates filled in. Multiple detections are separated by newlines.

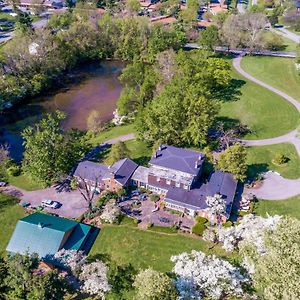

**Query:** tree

left=0, top=144, right=10, bottom=181
left=106, top=141, right=130, bottom=165
left=221, top=15, right=243, bottom=49
left=77, top=175, right=100, bottom=211
left=133, top=268, right=178, bottom=300
left=206, top=194, right=226, bottom=226
left=87, top=110, right=102, bottom=136
left=0, top=256, right=8, bottom=298
left=126, top=0, right=140, bottom=14
left=216, top=142, right=247, bottom=181
left=198, top=25, right=219, bottom=51
left=15, top=11, right=33, bottom=33
left=54, top=249, right=86, bottom=274
left=22, top=111, right=89, bottom=186
left=100, top=199, right=121, bottom=223
left=171, top=250, right=249, bottom=300
left=79, top=261, right=111, bottom=298
left=246, top=217, right=300, bottom=300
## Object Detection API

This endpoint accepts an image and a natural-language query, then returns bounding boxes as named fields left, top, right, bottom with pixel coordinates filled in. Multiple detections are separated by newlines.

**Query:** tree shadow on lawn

left=0, top=193, right=19, bottom=213
left=247, top=163, right=269, bottom=182
left=214, top=78, right=246, bottom=103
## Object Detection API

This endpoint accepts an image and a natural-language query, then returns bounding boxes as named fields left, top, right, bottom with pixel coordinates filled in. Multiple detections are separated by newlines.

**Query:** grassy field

left=241, top=56, right=300, bottom=102
left=90, top=226, right=232, bottom=273
left=8, top=173, right=44, bottom=191
left=219, top=65, right=299, bottom=139
left=89, top=124, right=135, bottom=146
left=246, top=143, right=300, bottom=179
left=0, top=193, right=25, bottom=255
left=255, top=195, right=300, bottom=219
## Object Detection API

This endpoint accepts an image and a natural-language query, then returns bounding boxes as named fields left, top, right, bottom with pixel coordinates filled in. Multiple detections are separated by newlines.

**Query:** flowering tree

left=242, top=217, right=300, bottom=300
left=100, top=199, right=121, bottom=224
left=54, top=249, right=86, bottom=273
left=171, top=251, right=249, bottom=300
left=133, top=268, right=178, bottom=300
left=216, top=214, right=281, bottom=253
left=205, top=194, right=226, bottom=226
left=79, top=261, right=111, bottom=299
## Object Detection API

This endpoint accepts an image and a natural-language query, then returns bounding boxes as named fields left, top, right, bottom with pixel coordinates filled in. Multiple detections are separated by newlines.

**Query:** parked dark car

left=159, top=217, right=170, bottom=223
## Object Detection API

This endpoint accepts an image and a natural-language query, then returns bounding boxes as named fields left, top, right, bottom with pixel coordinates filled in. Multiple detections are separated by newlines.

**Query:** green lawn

left=246, top=143, right=300, bottom=179
left=90, top=226, right=233, bottom=273
left=241, top=56, right=300, bottom=102
left=89, top=124, right=135, bottom=146
left=0, top=193, right=25, bottom=255
left=255, top=195, right=300, bottom=219
left=262, top=31, right=297, bottom=52
left=8, top=173, right=45, bottom=191
left=219, top=64, right=300, bottom=139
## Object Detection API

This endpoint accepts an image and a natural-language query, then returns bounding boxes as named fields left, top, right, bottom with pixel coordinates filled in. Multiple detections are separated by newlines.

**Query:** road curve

left=232, top=55, right=300, bottom=157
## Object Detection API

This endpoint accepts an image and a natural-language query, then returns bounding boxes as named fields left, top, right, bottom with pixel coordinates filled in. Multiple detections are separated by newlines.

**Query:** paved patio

left=3, top=185, right=88, bottom=219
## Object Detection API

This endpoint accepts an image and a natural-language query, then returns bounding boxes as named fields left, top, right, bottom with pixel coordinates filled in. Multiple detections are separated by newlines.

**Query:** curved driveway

left=233, top=55, right=300, bottom=157
left=233, top=55, right=300, bottom=200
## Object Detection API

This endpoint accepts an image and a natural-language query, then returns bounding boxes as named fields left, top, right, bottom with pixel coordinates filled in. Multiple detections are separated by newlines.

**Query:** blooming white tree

left=205, top=194, right=226, bottom=226
left=171, top=250, right=249, bottom=300
left=79, top=261, right=111, bottom=298
left=54, top=249, right=86, bottom=273
left=216, top=214, right=281, bottom=253
left=100, top=199, right=121, bottom=224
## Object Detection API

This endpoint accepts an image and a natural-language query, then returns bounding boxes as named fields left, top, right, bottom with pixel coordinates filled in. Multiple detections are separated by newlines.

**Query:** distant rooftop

left=149, top=144, right=205, bottom=175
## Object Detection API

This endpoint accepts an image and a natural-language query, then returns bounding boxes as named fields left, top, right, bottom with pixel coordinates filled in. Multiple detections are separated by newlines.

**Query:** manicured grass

left=0, top=193, right=25, bottom=255
left=8, top=173, right=45, bottom=191
left=262, top=31, right=297, bottom=52
left=219, top=64, right=300, bottom=139
left=89, top=124, right=135, bottom=145
left=90, top=226, right=232, bottom=272
left=241, top=56, right=300, bottom=102
left=255, top=195, right=300, bottom=219
left=246, top=143, right=300, bottom=179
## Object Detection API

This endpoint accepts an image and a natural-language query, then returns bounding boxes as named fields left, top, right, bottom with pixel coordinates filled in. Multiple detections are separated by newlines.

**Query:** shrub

left=70, top=178, right=77, bottom=190
left=133, top=218, right=140, bottom=224
left=160, top=201, right=166, bottom=208
left=149, top=194, right=160, bottom=202
left=195, top=216, right=208, bottom=224
left=272, top=153, right=288, bottom=165
left=222, top=220, right=233, bottom=228
left=192, top=222, right=206, bottom=236
left=7, top=164, right=21, bottom=176
left=147, top=223, right=154, bottom=229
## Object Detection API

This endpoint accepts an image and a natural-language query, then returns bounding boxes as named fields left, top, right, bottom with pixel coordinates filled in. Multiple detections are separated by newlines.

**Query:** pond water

left=0, top=61, right=124, bottom=161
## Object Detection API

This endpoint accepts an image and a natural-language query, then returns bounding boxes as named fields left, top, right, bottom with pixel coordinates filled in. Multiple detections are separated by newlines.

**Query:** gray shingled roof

left=74, top=161, right=109, bottom=181
left=149, top=145, right=204, bottom=175
left=165, top=171, right=237, bottom=214
left=111, top=158, right=138, bottom=186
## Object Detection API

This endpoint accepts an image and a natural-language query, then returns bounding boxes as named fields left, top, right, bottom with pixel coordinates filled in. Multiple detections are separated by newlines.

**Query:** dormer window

left=157, top=177, right=160, bottom=182
left=166, top=180, right=171, bottom=185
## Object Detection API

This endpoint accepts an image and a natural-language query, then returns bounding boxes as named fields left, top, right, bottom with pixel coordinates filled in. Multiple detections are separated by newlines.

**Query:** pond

left=0, top=61, right=124, bottom=161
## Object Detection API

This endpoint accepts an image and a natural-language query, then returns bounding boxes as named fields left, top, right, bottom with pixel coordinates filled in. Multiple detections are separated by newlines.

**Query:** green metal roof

left=6, top=213, right=91, bottom=260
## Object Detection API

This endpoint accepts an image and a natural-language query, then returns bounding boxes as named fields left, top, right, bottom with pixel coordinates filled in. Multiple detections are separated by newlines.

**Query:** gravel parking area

left=3, top=185, right=88, bottom=219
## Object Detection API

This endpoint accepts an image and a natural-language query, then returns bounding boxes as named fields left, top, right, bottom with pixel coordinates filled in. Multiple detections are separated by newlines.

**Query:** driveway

left=245, top=172, right=300, bottom=200
left=3, top=185, right=88, bottom=219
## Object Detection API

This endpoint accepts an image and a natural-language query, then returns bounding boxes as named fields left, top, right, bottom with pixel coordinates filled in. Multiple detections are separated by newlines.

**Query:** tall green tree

left=15, top=11, right=33, bottom=33
left=216, top=142, right=247, bottom=181
left=198, top=25, right=219, bottom=51
left=22, top=111, right=89, bottom=186
left=106, top=141, right=131, bottom=165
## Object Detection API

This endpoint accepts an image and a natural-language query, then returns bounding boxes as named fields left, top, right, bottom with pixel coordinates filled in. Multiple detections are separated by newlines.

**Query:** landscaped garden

left=241, top=56, right=300, bottom=102
left=246, top=143, right=300, bottom=179
left=0, top=193, right=25, bottom=255
left=255, top=195, right=300, bottom=219
left=219, top=65, right=300, bottom=140
left=90, top=225, right=232, bottom=273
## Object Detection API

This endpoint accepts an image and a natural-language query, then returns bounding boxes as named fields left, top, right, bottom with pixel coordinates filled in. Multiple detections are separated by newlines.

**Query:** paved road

left=270, top=27, right=300, bottom=43
left=184, top=44, right=296, bottom=58
left=233, top=55, right=300, bottom=156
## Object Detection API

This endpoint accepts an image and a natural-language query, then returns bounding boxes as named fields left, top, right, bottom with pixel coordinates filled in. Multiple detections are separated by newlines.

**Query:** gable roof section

left=6, top=213, right=91, bottom=259
left=149, top=145, right=204, bottom=175
left=74, top=161, right=109, bottom=182
left=110, top=158, right=138, bottom=186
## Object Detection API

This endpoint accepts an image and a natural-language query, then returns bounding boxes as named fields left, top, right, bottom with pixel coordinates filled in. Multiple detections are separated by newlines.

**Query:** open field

left=90, top=225, right=232, bottom=273
left=246, top=143, right=300, bottom=179
left=255, top=195, right=300, bottom=219
left=0, top=193, right=25, bottom=255
left=8, top=173, right=45, bottom=191
left=241, top=56, right=300, bottom=102
left=219, top=64, right=299, bottom=140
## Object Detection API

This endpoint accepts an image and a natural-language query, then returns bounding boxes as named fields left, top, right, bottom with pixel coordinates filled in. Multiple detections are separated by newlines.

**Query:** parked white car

left=41, top=199, right=60, bottom=209
left=0, top=181, right=7, bottom=187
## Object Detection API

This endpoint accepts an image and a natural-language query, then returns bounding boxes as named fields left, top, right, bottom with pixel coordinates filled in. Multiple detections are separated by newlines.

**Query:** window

left=166, top=180, right=171, bottom=185
left=183, top=185, right=188, bottom=190
left=156, top=177, right=160, bottom=182
left=175, top=182, right=180, bottom=187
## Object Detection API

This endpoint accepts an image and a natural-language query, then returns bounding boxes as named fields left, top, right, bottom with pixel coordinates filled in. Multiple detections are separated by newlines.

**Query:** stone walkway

left=232, top=55, right=300, bottom=200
